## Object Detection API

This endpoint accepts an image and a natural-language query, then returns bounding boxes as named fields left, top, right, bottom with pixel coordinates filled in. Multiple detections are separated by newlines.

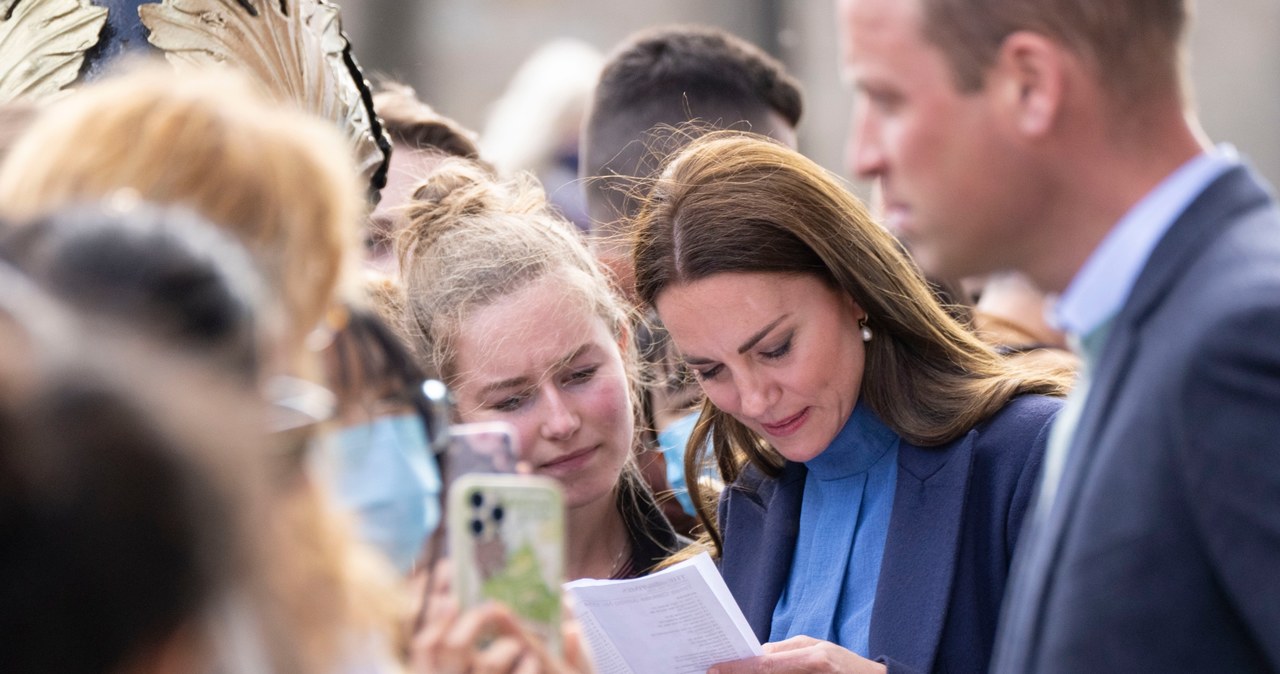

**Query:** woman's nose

left=735, top=369, right=776, bottom=421
left=539, top=386, right=581, bottom=441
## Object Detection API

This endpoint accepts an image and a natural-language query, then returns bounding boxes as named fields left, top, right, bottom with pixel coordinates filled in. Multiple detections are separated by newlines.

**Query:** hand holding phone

left=411, top=564, right=590, bottom=674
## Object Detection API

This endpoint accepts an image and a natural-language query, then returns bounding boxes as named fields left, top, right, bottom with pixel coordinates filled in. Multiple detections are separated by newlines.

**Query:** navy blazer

left=993, top=166, right=1280, bottom=672
left=719, top=394, right=1060, bottom=674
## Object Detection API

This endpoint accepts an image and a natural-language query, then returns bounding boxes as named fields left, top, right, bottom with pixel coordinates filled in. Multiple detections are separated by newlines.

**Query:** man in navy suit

left=839, top=0, right=1280, bottom=671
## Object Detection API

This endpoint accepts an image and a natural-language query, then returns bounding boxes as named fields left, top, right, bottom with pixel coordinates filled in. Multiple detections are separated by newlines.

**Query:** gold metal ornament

left=139, top=0, right=389, bottom=192
left=0, top=0, right=108, bottom=102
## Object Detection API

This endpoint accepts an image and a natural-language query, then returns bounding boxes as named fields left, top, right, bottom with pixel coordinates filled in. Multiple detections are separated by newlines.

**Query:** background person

left=480, top=39, right=603, bottom=233
left=581, top=24, right=803, bottom=290
left=368, top=81, right=487, bottom=275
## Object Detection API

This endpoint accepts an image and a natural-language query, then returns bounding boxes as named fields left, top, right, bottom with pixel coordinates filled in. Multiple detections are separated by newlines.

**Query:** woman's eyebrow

left=680, top=315, right=789, bottom=366
left=737, top=315, right=788, bottom=354
left=477, top=375, right=530, bottom=398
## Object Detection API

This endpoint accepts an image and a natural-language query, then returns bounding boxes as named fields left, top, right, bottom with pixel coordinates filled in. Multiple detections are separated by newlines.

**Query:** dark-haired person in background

left=582, top=24, right=802, bottom=289
left=581, top=25, right=805, bottom=530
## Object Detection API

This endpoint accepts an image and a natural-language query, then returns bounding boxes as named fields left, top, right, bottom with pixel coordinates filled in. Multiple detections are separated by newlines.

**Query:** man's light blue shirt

left=1053, top=145, right=1241, bottom=338
left=1036, top=145, right=1241, bottom=517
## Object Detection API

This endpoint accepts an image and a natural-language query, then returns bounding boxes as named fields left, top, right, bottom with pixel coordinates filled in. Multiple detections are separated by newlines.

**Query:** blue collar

left=805, top=401, right=898, bottom=481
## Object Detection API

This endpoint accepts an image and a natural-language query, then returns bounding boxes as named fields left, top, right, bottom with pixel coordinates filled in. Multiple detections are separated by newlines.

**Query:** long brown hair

left=632, top=131, right=1068, bottom=553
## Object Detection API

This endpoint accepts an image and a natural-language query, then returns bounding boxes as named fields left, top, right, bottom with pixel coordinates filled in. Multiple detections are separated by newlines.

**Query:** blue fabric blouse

left=768, top=400, right=899, bottom=656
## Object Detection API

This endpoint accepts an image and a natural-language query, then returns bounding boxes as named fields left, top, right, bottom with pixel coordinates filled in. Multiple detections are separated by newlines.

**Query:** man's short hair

left=583, top=25, right=803, bottom=226
left=373, top=81, right=480, bottom=159
left=920, top=0, right=1188, bottom=99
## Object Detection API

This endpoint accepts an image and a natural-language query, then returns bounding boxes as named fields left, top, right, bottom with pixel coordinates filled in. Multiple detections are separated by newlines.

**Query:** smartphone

left=447, top=473, right=565, bottom=655
left=416, top=421, right=521, bottom=581
left=443, top=421, right=521, bottom=487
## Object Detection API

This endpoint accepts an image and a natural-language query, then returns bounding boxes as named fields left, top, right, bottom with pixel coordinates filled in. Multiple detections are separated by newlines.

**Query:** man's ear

left=992, top=31, right=1067, bottom=138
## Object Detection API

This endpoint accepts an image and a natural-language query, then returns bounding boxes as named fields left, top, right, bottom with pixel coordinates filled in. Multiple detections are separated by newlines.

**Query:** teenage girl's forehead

left=453, top=275, right=621, bottom=381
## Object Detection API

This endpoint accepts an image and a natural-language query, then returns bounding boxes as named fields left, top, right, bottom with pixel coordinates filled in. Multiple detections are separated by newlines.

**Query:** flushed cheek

left=585, top=388, right=634, bottom=460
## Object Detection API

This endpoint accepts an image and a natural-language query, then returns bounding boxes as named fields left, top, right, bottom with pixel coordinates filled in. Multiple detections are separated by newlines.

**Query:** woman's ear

left=846, top=294, right=868, bottom=323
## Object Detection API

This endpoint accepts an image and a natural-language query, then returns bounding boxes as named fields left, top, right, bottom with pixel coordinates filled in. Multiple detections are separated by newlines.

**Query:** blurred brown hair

left=0, top=64, right=362, bottom=364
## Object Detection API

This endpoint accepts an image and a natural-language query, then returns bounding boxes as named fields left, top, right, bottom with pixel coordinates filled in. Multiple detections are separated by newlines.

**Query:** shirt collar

left=1052, top=144, right=1240, bottom=337
left=806, top=400, right=898, bottom=480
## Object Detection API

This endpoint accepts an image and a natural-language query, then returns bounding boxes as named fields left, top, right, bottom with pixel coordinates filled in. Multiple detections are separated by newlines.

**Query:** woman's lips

left=761, top=408, right=810, bottom=437
left=537, top=445, right=599, bottom=476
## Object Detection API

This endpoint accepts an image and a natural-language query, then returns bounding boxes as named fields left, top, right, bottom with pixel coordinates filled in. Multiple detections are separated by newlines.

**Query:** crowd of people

left=2, top=0, right=1277, bottom=673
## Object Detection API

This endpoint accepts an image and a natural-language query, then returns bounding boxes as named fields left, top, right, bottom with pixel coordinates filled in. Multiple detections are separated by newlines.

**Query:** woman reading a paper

left=630, top=132, right=1067, bottom=674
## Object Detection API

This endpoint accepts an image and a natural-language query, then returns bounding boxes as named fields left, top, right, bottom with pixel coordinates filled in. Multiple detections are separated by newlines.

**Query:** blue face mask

left=324, top=413, right=442, bottom=574
left=658, top=410, right=724, bottom=517
left=657, top=410, right=702, bottom=517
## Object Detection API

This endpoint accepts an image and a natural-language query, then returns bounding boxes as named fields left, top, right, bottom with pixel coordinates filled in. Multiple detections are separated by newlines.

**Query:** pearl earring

left=860, top=319, right=873, bottom=342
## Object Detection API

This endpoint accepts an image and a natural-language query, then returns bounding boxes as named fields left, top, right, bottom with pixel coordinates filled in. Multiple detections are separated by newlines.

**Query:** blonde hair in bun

left=396, top=157, right=628, bottom=384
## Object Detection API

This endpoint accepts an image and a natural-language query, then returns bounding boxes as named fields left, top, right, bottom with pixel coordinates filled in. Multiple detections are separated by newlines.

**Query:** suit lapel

left=1028, top=319, right=1137, bottom=598
left=722, top=461, right=806, bottom=641
left=869, top=436, right=974, bottom=672
left=1123, top=165, right=1271, bottom=326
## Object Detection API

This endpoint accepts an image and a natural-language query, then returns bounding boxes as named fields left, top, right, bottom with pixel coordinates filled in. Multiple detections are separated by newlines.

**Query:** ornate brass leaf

left=0, top=0, right=108, bottom=102
left=139, top=0, right=389, bottom=193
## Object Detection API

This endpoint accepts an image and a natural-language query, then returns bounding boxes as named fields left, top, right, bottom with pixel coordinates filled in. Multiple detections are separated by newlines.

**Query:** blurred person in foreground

left=840, top=0, right=1280, bottom=670
left=321, top=300, right=447, bottom=577
left=0, top=268, right=300, bottom=674
left=0, top=202, right=408, bottom=672
left=0, top=63, right=362, bottom=378
left=0, top=64, right=415, bottom=665
left=0, top=202, right=268, bottom=383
